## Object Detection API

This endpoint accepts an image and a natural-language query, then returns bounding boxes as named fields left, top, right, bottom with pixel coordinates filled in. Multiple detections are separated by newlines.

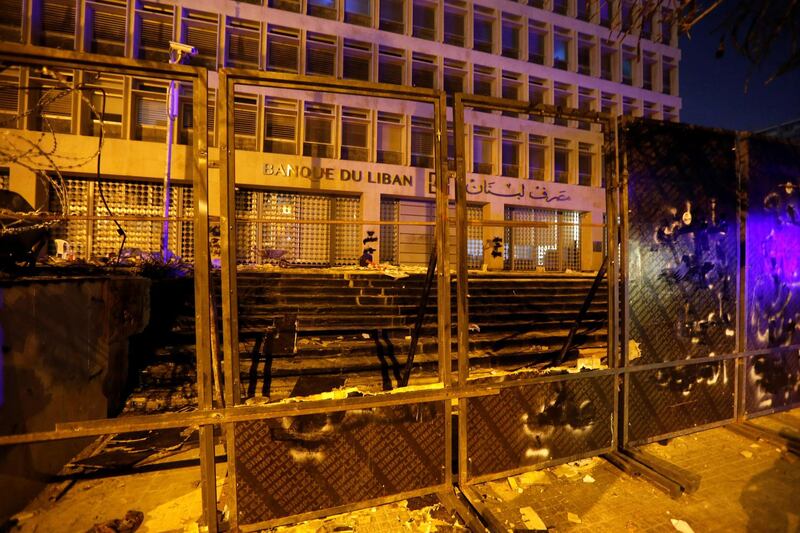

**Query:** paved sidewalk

left=471, top=410, right=800, bottom=533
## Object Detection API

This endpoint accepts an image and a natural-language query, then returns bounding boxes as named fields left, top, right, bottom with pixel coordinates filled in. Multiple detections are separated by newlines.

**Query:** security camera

left=169, top=41, right=198, bottom=55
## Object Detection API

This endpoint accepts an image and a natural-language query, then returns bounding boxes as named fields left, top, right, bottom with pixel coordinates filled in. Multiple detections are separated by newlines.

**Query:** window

left=599, top=1, right=611, bottom=28
left=136, top=2, right=173, bottom=61
left=553, top=82, right=572, bottom=127
left=502, top=14, right=521, bottom=59
left=444, top=1, right=466, bottom=47
left=576, top=0, right=592, bottom=22
left=447, top=121, right=456, bottom=170
left=264, top=98, right=298, bottom=155
left=529, top=0, right=545, bottom=7
left=663, top=57, right=675, bottom=95
left=377, top=112, right=404, bottom=165
left=554, top=139, right=570, bottom=184
left=502, top=71, right=521, bottom=116
left=413, top=0, right=436, bottom=40
left=234, top=94, right=258, bottom=151
left=473, top=126, right=495, bottom=175
left=182, top=10, right=218, bottom=69
left=643, top=101, right=658, bottom=120
left=270, top=0, right=301, bottom=13
left=345, top=0, right=371, bottom=26
left=621, top=0, right=634, bottom=32
left=267, top=25, right=300, bottom=73
left=553, top=28, right=571, bottom=71
left=410, top=117, right=434, bottom=168
left=641, top=8, right=654, bottom=39
left=473, top=6, right=494, bottom=54
left=303, top=103, right=335, bottom=158
left=622, top=46, right=636, bottom=86
left=378, top=46, right=405, bottom=84
left=179, top=87, right=216, bottom=147
left=601, top=41, right=616, bottom=81
left=577, top=87, right=595, bottom=130
left=444, top=59, right=466, bottom=95
left=306, top=33, right=337, bottom=77
left=528, top=22, right=546, bottom=64
left=0, top=68, right=21, bottom=127
left=643, top=52, right=656, bottom=90
left=341, top=108, right=370, bottom=161
left=473, top=65, right=494, bottom=97
left=502, top=131, right=521, bottom=178
left=528, top=76, right=549, bottom=122
left=85, top=73, right=124, bottom=138
left=622, top=96, right=638, bottom=117
left=578, top=143, right=593, bottom=186
left=132, top=79, right=167, bottom=141
left=601, top=92, right=617, bottom=117
left=308, top=0, right=337, bottom=19
left=226, top=17, right=260, bottom=69
left=660, top=8, right=673, bottom=45
left=343, top=40, right=371, bottom=81
left=0, top=0, right=23, bottom=42
left=380, top=0, right=405, bottom=34
left=40, top=0, right=76, bottom=49
left=528, top=135, right=546, bottom=181
left=412, top=53, right=437, bottom=89
left=664, top=105, right=678, bottom=122
left=578, top=34, right=594, bottom=75
left=87, top=0, right=127, bottom=56
left=553, top=0, right=569, bottom=16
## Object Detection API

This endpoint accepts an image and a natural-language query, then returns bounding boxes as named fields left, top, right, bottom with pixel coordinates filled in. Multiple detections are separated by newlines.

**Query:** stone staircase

left=127, top=269, right=608, bottom=410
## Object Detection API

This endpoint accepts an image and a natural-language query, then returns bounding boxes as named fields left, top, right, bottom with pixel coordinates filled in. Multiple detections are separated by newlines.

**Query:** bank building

left=0, top=0, right=680, bottom=270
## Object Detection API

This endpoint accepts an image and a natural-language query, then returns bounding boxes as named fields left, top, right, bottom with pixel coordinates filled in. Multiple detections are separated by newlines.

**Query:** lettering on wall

left=263, top=164, right=413, bottom=187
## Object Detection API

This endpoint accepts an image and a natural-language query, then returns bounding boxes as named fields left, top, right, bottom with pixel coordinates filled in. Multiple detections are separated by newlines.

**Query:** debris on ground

left=740, top=450, right=753, bottom=459
left=88, top=510, right=144, bottom=533
left=519, top=506, right=547, bottom=530
left=670, top=518, right=695, bottom=533
left=583, top=474, right=596, bottom=483
left=567, top=512, right=582, bottom=524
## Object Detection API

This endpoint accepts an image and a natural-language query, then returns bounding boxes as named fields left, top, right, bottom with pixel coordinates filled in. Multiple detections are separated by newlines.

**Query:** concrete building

left=0, top=0, right=680, bottom=270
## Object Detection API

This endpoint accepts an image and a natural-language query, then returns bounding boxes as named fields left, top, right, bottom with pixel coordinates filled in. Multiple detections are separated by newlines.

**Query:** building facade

left=0, top=0, right=681, bottom=270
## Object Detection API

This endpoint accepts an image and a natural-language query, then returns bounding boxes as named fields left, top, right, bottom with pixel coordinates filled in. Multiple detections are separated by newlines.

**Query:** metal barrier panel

left=624, top=121, right=739, bottom=445
left=233, top=400, right=448, bottom=528
left=465, top=374, right=615, bottom=483
left=743, top=135, right=800, bottom=416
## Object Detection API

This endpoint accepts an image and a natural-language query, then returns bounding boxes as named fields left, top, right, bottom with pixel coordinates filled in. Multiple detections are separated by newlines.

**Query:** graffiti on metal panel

left=655, top=361, right=728, bottom=396
left=748, top=351, right=800, bottom=410
left=651, top=197, right=735, bottom=347
left=521, top=384, right=596, bottom=460
left=268, top=402, right=438, bottom=463
left=749, top=181, right=800, bottom=348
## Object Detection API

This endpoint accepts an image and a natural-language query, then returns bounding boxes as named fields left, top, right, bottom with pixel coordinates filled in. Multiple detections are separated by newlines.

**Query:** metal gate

left=451, top=93, right=619, bottom=487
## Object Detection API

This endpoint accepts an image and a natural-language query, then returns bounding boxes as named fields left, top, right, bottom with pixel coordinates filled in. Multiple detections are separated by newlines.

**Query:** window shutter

left=138, top=98, right=166, bottom=127
left=444, top=8, right=464, bottom=46
left=380, top=0, right=404, bottom=33
left=267, top=28, right=299, bottom=72
left=90, top=5, right=126, bottom=55
left=227, top=21, right=260, bottom=68
left=0, top=0, right=23, bottom=42
left=305, top=116, right=332, bottom=144
left=306, top=40, right=336, bottom=76
left=185, top=20, right=218, bottom=69
left=42, top=0, right=76, bottom=49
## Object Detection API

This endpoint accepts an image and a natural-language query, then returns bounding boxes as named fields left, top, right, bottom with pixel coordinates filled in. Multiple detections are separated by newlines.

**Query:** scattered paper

left=552, top=463, right=580, bottom=479
left=740, top=450, right=753, bottom=459
left=583, top=474, right=595, bottom=483
left=519, top=507, right=547, bottom=531
left=568, top=512, right=582, bottom=524
left=670, top=518, right=695, bottom=533
left=361, top=333, right=371, bottom=339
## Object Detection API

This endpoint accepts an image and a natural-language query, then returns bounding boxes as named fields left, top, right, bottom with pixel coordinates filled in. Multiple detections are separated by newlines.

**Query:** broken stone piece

left=670, top=518, right=695, bottom=533
left=567, top=512, right=582, bottom=524
left=519, top=507, right=547, bottom=531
